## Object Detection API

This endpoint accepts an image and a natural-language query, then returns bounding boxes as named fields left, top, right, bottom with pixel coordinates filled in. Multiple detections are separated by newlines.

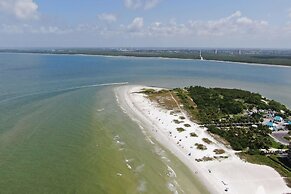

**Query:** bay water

left=0, top=53, right=290, bottom=193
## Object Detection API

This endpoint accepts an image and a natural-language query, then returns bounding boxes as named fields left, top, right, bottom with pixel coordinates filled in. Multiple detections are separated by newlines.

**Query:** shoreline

left=1, top=52, right=291, bottom=69
left=115, top=85, right=291, bottom=194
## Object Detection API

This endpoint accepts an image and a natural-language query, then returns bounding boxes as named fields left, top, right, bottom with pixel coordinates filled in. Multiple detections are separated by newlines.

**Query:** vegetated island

left=116, top=85, right=291, bottom=194
left=1, top=48, right=291, bottom=67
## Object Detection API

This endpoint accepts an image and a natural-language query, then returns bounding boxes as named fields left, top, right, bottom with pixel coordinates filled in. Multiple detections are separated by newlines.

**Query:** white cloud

left=124, top=0, right=141, bottom=9
left=144, top=0, right=161, bottom=10
left=128, top=17, right=144, bottom=32
left=0, top=24, right=23, bottom=33
left=123, top=11, right=268, bottom=38
left=227, top=10, right=242, bottom=19
left=148, top=22, right=190, bottom=37
left=98, top=13, right=117, bottom=23
left=0, top=0, right=39, bottom=20
left=0, top=24, right=70, bottom=34
left=237, top=17, right=253, bottom=25
left=0, top=11, right=269, bottom=38
left=37, top=26, right=70, bottom=34
left=0, top=10, right=278, bottom=48
left=124, top=0, right=161, bottom=10
left=188, top=11, right=268, bottom=36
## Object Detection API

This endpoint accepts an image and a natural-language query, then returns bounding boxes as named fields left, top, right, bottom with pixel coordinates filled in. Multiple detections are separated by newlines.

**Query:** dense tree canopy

left=185, top=86, right=290, bottom=123
left=208, top=125, right=272, bottom=151
left=174, top=86, right=290, bottom=151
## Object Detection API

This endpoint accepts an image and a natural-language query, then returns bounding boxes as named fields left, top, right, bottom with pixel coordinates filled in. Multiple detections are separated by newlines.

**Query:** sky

left=1, top=0, right=291, bottom=48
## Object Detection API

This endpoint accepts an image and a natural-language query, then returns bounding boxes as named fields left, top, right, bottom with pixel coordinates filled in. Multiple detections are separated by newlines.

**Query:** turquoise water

left=0, top=53, right=290, bottom=193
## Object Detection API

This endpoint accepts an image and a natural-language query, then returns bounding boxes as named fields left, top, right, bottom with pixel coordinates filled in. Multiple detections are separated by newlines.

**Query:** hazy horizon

left=1, top=47, right=291, bottom=50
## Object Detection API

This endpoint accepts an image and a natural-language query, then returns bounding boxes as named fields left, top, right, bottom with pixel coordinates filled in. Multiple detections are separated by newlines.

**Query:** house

left=266, top=121, right=277, bottom=130
left=274, top=116, right=283, bottom=122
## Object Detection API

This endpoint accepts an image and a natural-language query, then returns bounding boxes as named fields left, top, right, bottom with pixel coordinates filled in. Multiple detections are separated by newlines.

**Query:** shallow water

left=0, top=53, right=290, bottom=193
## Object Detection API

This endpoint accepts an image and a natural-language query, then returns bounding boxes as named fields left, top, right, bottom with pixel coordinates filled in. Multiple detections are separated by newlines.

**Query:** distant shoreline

left=1, top=51, right=291, bottom=68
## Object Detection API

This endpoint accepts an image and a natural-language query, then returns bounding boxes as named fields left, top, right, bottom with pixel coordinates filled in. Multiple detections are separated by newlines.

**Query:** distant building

left=274, top=116, right=283, bottom=122
left=266, top=121, right=277, bottom=130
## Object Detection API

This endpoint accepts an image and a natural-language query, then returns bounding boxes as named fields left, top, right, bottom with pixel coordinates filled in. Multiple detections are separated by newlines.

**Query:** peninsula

left=115, top=85, right=291, bottom=194
left=1, top=48, right=291, bottom=67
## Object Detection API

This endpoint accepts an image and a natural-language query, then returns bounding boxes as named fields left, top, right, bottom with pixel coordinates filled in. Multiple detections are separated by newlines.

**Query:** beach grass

left=270, top=139, right=287, bottom=149
left=195, top=143, right=207, bottom=150
left=173, top=119, right=184, bottom=124
left=213, top=149, right=225, bottom=154
left=177, top=127, right=185, bottom=132
left=143, top=89, right=180, bottom=110
left=202, top=138, right=213, bottom=144
left=195, top=156, right=214, bottom=162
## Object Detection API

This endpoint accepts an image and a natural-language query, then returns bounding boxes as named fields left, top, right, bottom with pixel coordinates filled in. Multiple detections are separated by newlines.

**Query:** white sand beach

left=115, top=85, right=291, bottom=194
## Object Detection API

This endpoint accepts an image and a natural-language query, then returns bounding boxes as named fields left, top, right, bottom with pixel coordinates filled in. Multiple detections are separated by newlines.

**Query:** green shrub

left=179, top=116, right=186, bottom=120
left=190, top=132, right=197, bottom=137
left=195, top=143, right=207, bottom=150
left=176, top=127, right=185, bottom=132
left=202, top=138, right=212, bottom=144
left=213, top=149, right=225, bottom=154
left=173, top=119, right=184, bottom=124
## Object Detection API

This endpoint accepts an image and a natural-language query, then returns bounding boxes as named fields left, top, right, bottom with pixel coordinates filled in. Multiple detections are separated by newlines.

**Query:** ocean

left=0, top=53, right=290, bottom=193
